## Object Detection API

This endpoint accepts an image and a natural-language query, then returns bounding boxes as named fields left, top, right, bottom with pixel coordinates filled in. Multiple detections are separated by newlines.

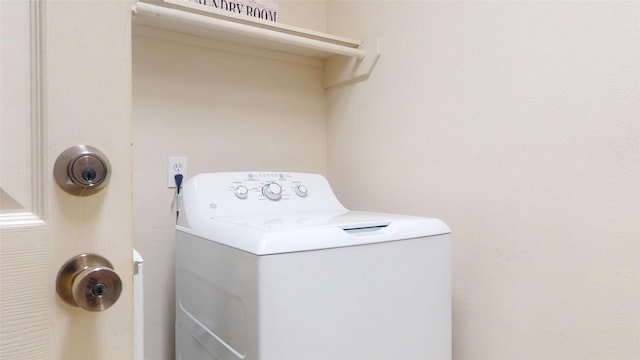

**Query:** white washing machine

left=175, top=172, right=451, bottom=360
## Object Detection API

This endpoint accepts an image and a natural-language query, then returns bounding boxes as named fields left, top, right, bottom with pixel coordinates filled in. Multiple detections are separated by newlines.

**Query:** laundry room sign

left=165, top=0, right=278, bottom=22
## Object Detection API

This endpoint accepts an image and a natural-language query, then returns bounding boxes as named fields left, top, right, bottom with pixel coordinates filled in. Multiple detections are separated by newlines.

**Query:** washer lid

left=177, top=210, right=450, bottom=255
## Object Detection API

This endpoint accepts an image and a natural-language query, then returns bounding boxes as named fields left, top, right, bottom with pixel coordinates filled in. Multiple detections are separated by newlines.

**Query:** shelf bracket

left=323, top=37, right=382, bottom=88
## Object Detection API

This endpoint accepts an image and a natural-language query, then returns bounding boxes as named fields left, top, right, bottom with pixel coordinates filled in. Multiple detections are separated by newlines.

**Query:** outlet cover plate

left=167, top=156, right=187, bottom=187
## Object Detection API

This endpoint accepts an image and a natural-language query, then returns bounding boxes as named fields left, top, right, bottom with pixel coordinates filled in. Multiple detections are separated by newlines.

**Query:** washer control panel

left=228, top=172, right=314, bottom=202
left=180, top=172, right=346, bottom=221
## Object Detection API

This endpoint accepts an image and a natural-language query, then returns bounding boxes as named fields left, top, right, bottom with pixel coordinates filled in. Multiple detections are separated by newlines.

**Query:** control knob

left=262, top=182, right=282, bottom=201
left=234, top=185, right=249, bottom=199
left=295, top=185, right=308, bottom=197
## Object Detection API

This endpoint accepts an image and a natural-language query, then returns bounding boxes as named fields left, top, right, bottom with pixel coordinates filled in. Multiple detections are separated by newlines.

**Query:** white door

left=0, top=1, right=133, bottom=359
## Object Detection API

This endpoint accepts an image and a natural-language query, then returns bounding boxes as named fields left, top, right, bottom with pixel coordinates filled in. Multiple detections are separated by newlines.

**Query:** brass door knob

left=56, top=253, right=122, bottom=312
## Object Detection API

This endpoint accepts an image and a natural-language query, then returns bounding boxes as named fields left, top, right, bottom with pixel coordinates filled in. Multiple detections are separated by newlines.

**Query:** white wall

left=132, top=3, right=328, bottom=358
left=326, top=2, right=639, bottom=359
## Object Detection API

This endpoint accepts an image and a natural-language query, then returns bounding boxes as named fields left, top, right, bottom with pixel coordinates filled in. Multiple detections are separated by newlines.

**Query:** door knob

left=56, top=253, right=122, bottom=312
left=53, top=145, right=111, bottom=196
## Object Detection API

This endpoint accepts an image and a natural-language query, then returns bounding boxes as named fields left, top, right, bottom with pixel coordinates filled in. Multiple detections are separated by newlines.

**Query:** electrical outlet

left=167, top=156, right=187, bottom=188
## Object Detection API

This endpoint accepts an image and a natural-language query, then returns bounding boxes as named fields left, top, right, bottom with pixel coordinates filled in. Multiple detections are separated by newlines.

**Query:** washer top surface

left=177, top=172, right=450, bottom=254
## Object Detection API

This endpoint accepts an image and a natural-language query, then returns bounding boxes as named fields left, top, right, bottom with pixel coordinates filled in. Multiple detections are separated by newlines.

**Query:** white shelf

left=131, top=1, right=381, bottom=87
left=132, top=1, right=364, bottom=59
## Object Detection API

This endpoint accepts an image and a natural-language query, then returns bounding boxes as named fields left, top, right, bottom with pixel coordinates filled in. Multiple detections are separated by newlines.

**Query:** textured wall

left=326, top=2, right=640, bottom=359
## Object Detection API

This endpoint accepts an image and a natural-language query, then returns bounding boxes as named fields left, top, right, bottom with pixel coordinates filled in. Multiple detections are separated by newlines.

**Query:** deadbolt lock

left=54, top=145, right=111, bottom=196
left=56, top=253, right=122, bottom=312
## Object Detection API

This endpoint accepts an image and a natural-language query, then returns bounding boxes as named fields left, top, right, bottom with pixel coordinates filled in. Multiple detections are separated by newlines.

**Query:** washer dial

left=262, top=182, right=282, bottom=201
left=234, top=185, right=249, bottom=199
left=295, top=184, right=308, bottom=197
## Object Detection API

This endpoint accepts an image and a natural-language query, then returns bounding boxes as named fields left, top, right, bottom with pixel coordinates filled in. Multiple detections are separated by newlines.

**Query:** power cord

left=175, top=174, right=184, bottom=221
